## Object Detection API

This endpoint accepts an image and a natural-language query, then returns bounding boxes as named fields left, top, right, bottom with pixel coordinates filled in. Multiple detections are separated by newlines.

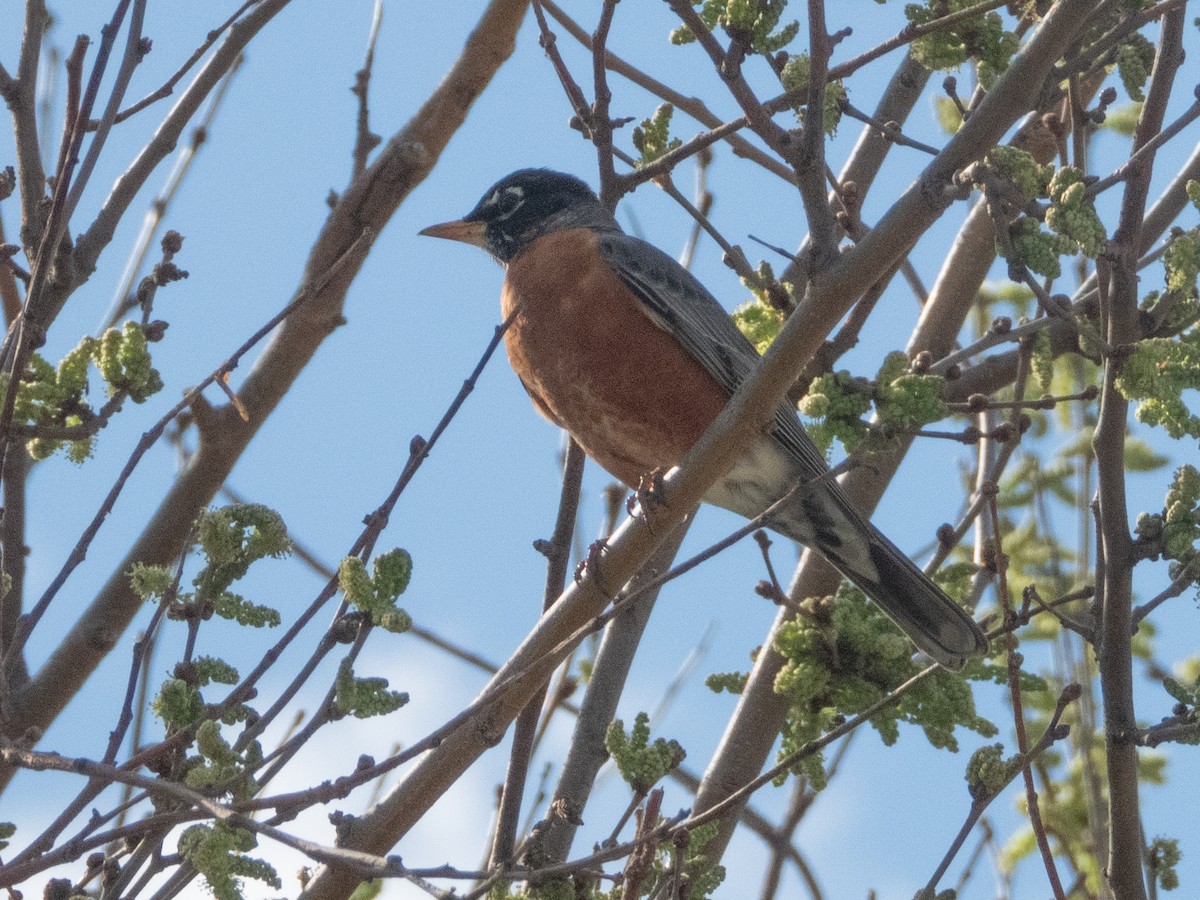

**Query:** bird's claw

left=626, top=467, right=668, bottom=526
left=574, top=538, right=615, bottom=597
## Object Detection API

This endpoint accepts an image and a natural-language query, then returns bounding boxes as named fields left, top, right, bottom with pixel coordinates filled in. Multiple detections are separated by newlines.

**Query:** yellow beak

left=418, top=219, right=487, bottom=247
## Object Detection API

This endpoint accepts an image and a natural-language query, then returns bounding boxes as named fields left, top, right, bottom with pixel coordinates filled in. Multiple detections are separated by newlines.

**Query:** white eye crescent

left=495, top=185, right=524, bottom=218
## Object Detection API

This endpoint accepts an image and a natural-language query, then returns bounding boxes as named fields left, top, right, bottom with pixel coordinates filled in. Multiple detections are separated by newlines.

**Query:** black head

left=420, top=169, right=619, bottom=263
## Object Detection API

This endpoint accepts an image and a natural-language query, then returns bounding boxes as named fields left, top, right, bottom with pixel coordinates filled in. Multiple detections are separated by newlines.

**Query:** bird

left=420, top=168, right=987, bottom=670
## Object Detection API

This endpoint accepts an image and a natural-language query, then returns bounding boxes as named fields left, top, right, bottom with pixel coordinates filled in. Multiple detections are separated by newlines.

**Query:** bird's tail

left=767, top=484, right=988, bottom=670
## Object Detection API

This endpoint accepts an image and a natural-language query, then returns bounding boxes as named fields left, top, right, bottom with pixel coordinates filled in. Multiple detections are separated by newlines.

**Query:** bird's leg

left=626, top=467, right=669, bottom=528
left=574, top=538, right=615, bottom=597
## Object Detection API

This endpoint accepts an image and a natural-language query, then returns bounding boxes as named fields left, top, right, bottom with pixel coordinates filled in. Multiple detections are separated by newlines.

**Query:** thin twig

left=987, top=495, right=1067, bottom=899
left=1131, top=571, right=1195, bottom=624
left=1086, top=99, right=1200, bottom=198
left=919, top=685, right=1078, bottom=897
left=101, top=56, right=241, bottom=330
left=590, top=0, right=620, bottom=205
left=2, top=230, right=374, bottom=669
left=92, top=0, right=262, bottom=126
left=64, top=0, right=148, bottom=225
left=540, top=0, right=794, bottom=183
left=530, top=1, right=592, bottom=131
left=489, top=440, right=585, bottom=868
left=350, top=0, right=384, bottom=179
left=837, top=98, right=941, bottom=156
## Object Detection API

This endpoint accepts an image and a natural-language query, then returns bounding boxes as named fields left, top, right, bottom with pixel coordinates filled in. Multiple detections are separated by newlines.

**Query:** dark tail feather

left=769, top=487, right=988, bottom=670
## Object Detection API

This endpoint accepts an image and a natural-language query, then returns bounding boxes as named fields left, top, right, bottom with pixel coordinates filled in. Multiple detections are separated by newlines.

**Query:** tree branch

left=1094, top=9, right=1186, bottom=899
left=2, top=0, right=531, bottom=774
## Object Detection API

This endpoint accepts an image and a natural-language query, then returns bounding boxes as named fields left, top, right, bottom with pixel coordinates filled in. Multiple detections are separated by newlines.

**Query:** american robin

left=420, top=168, right=987, bottom=670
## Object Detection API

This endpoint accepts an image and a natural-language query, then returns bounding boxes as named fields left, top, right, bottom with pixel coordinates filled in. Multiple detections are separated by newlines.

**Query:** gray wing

left=596, top=231, right=828, bottom=479
left=600, top=234, right=988, bottom=668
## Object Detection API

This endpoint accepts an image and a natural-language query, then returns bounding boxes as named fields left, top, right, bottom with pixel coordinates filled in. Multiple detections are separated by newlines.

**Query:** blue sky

left=2, top=2, right=1199, bottom=897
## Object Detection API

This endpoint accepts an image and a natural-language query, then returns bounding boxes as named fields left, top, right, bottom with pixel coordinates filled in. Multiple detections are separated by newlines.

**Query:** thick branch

left=299, top=7, right=1095, bottom=897
left=7, top=0, right=49, bottom=251
left=1094, top=10, right=1185, bottom=900
left=692, top=7, right=1095, bottom=863
left=4, top=0, right=531, bottom=762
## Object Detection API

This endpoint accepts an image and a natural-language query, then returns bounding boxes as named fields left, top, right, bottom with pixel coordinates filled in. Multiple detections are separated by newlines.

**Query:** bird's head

left=420, top=169, right=619, bottom=263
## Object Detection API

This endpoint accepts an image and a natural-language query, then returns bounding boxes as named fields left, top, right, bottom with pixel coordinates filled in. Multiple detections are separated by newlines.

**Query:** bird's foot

left=626, top=467, right=669, bottom=527
left=574, top=538, right=615, bottom=597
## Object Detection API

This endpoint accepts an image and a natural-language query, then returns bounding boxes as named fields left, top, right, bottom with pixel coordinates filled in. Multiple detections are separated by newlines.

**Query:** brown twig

left=103, top=58, right=241, bottom=330
left=664, top=0, right=790, bottom=158
left=795, top=0, right=839, bottom=269
left=530, top=1, right=592, bottom=133
left=1131, top=571, right=1195, bottom=625
left=1023, top=584, right=1094, bottom=640
left=350, top=0, right=384, bottom=179
left=590, top=0, right=620, bottom=206
left=944, top=386, right=1099, bottom=413
left=930, top=315, right=1052, bottom=375
left=987, top=495, right=1067, bottom=899
left=1, top=230, right=373, bottom=672
left=1017, top=266, right=1111, bottom=355
left=653, top=175, right=758, bottom=284
left=618, top=113, right=750, bottom=193
left=752, top=530, right=806, bottom=616
left=539, top=0, right=795, bottom=183
left=1136, top=719, right=1200, bottom=748
left=1095, top=10, right=1185, bottom=898
left=63, top=0, right=149, bottom=225
left=837, top=98, right=941, bottom=156
left=489, top=440, right=585, bottom=868
left=1086, top=97, right=1200, bottom=198
left=74, top=0, right=297, bottom=286
left=919, top=685, right=1079, bottom=898
left=91, top=0, right=263, bottom=127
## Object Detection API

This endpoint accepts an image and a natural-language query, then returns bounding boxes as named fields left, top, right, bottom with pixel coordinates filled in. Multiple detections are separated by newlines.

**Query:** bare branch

left=7, top=0, right=50, bottom=250
left=350, top=0, right=384, bottom=179
left=1094, top=9, right=1187, bottom=899
left=489, top=439, right=585, bottom=868
left=795, top=0, right=839, bottom=268
left=92, top=0, right=263, bottom=127
left=3, top=0, right=531, bottom=771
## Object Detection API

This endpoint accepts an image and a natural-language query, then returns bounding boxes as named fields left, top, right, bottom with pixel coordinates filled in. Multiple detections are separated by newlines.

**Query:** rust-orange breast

left=502, top=228, right=729, bottom=487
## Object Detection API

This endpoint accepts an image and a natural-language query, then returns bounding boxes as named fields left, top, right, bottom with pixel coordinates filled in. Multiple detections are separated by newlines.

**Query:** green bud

left=988, top=147, right=1053, bottom=201
left=732, top=298, right=785, bottom=354
left=606, top=711, right=686, bottom=792
left=334, top=657, right=408, bottom=719
left=1117, top=33, right=1155, bottom=102
left=129, top=562, right=176, bottom=601
left=632, top=104, right=682, bottom=166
